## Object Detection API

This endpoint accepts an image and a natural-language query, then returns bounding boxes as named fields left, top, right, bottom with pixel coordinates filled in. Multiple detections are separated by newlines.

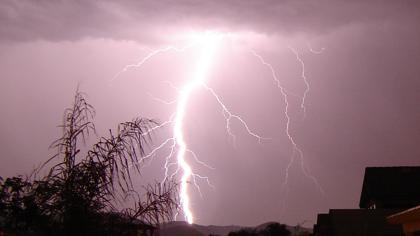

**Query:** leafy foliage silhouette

left=0, top=91, right=179, bottom=235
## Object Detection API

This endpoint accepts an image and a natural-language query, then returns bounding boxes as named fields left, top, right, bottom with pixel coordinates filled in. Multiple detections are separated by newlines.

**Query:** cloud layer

left=1, top=0, right=419, bottom=42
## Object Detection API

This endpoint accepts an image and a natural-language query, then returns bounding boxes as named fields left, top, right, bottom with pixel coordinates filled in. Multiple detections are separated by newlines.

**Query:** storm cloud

left=1, top=0, right=419, bottom=42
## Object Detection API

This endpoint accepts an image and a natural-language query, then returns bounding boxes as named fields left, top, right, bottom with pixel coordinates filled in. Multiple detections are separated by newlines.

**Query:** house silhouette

left=313, top=166, right=420, bottom=236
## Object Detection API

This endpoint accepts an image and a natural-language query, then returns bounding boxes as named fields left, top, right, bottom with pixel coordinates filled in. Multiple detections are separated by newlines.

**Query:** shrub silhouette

left=0, top=91, right=179, bottom=235
left=260, top=223, right=290, bottom=236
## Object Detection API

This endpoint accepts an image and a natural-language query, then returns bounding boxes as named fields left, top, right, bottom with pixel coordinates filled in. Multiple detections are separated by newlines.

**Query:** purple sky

left=1, top=0, right=420, bottom=227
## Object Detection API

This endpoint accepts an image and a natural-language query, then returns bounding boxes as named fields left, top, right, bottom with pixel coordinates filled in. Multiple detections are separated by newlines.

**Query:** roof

left=359, top=166, right=420, bottom=209
left=388, top=205, right=420, bottom=224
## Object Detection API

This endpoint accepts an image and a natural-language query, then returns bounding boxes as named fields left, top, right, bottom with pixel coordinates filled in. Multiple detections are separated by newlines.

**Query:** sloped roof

left=359, top=166, right=420, bottom=209
left=388, top=205, right=420, bottom=224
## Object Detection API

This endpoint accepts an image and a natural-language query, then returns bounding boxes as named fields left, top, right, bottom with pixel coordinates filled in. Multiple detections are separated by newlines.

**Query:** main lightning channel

left=172, top=36, right=219, bottom=223
left=161, top=35, right=264, bottom=223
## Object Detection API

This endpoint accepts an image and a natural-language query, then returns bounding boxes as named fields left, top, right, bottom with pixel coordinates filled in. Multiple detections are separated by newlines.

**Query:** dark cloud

left=1, top=0, right=419, bottom=42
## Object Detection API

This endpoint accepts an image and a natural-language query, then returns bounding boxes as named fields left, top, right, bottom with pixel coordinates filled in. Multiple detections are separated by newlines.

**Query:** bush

left=0, top=91, right=179, bottom=235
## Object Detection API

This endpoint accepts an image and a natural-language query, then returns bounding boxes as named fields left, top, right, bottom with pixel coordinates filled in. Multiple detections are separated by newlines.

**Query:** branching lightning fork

left=251, top=49, right=324, bottom=195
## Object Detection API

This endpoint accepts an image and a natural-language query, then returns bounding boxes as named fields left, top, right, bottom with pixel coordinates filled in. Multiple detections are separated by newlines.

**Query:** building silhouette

left=313, top=166, right=420, bottom=236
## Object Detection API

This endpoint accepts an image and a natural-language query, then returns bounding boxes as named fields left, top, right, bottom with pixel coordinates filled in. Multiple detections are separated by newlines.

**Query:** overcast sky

left=1, top=0, right=420, bottom=227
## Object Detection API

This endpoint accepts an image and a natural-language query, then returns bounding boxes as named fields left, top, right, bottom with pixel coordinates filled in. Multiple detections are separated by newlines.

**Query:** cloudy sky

left=1, top=0, right=420, bottom=227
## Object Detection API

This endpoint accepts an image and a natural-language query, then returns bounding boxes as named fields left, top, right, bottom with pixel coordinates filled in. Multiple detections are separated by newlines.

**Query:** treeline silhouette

left=227, top=223, right=290, bottom=236
left=0, top=91, right=179, bottom=236
left=227, top=222, right=312, bottom=236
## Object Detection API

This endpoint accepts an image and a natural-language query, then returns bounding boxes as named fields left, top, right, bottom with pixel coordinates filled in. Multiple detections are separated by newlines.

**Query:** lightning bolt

left=288, top=46, right=310, bottom=119
left=111, top=44, right=194, bottom=82
left=115, top=33, right=265, bottom=224
left=250, top=49, right=324, bottom=195
left=168, top=35, right=266, bottom=223
left=171, top=35, right=219, bottom=223
left=114, top=33, right=324, bottom=224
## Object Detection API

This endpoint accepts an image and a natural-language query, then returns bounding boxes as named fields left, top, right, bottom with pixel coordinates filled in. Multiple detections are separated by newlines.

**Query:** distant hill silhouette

left=159, top=222, right=203, bottom=236
left=158, top=221, right=311, bottom=236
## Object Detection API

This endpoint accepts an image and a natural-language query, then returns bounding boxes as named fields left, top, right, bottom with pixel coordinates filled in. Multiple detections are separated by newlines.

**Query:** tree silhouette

left=260, top=223, right=291, bottom=236
left=0, top=90, right=179, bottom=235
